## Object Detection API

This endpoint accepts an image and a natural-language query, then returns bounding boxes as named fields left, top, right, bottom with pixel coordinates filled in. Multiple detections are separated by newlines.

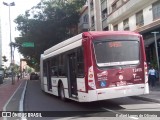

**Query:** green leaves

left=2, top=56, right=8, bottom=62
left=14, top=0, right=86, bottom=70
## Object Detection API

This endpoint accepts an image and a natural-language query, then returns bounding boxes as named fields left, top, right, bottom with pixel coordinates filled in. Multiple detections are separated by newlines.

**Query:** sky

left=0, top=0, right=41, bottom=67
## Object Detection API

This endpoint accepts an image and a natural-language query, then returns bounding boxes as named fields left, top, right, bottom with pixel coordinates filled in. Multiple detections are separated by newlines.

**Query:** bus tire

left=59, top=83, right=66, bottom=101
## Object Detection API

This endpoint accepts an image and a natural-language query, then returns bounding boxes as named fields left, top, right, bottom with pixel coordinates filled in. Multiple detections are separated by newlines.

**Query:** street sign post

left=22, top=42, right=34, bottom=47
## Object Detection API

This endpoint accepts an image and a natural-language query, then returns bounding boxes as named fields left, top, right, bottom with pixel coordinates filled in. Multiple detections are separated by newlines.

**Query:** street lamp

left=151, top=31, right=160, bottom=81
left=3, top=2, right=15, bottom=84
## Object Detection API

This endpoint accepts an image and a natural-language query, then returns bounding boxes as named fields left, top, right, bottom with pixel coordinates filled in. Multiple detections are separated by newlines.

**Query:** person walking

left=17, top=73, right=20, bottom=81
left=148, top=66, right=156, bottom=88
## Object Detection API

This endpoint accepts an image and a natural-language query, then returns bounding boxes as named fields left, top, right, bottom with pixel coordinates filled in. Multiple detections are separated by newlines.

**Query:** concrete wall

left=111, top=4, right=156, bottom=31
left=0, top=4, right=2, bottom=67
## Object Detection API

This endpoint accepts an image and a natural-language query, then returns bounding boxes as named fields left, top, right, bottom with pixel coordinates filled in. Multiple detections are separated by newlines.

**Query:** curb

left=130, top=96, right=160, bottom=103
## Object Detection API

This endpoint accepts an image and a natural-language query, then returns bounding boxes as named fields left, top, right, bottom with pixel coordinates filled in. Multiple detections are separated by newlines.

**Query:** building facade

left=88, top=0, right=102, bottom=31
left=0, top=5, right=2, bottom=67
left=86, top=0, right=160, bottom=66
left=108, top=0, right=160, bottom=66
left=78, top=5, right=89, bottom=33
left=101, top=0, right=108, bottom=30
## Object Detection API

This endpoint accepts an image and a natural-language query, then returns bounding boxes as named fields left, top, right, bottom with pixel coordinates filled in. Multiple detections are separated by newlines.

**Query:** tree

left=2, top=56, right=8, bottom=62
left=14, top=0, right=86, bottom=70
left=12, top=64, right=20, bottom=75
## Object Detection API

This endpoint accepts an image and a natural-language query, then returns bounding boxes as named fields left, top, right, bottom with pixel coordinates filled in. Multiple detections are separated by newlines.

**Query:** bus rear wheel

left=59, top=83, right=66, bottom=101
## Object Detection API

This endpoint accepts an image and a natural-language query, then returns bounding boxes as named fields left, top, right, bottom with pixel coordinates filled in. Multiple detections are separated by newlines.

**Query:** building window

left=136, top=10, right=144, bottom=27
left=112, top=2, right=117, bottom=11
left=152, top=0, right=160, bottom=20
left=103, top=26, right=108, bottom=31
left=91, top=16, right=95, bottom=26
left=101, top=0, right=105, bottom=3
left=111, top=0, right=128, bottom=12
left=113, top=24, right=118, bottom=31
left=90, top=1, right=94, bottom=10
left=102, top=8, right=108, bottom=20
left=123, top=18, right=129, bottom=30
left=83, top=14, right=88, bottom=23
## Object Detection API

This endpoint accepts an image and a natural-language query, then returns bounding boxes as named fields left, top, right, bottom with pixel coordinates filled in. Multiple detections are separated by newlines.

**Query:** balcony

left=108, top=0, right=157, bottom=24
left=78, top=23, right=89, bottom=30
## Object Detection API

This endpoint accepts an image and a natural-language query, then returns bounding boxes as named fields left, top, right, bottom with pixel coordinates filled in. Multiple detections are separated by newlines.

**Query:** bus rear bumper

left=78, top=83, right=149, bottom=102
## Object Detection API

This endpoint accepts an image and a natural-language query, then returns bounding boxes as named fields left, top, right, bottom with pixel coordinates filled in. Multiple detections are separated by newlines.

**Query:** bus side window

left=58, top=54, right=66, bottom=77
left=43, top=62, right=47, bottom=77
left=51, top=57, right=59, bottom=77
left=77, top=47, right=84, bottom=78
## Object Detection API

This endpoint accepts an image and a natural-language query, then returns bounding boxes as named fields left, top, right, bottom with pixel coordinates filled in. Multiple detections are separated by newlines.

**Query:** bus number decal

left=132, top=68, right=142, bottom=81
left=132, top=68, right=142, bottom=72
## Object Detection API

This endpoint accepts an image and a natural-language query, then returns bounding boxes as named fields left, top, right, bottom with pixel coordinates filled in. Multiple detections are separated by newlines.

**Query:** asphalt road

left=24, top=80, right=160, bottom=120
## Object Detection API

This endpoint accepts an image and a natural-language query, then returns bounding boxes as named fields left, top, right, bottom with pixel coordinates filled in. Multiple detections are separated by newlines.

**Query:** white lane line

left=19, top=81, right=28, bottom=120
left=3, top=81, right=23, bottom=120
left=102, top=107, right=139, bottom=120
left=19, top=80, right=27, bottom=111
left=3, top=82, right=23, bottom=111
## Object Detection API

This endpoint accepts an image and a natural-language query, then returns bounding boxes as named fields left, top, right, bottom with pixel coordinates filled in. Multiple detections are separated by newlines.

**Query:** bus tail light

left=144, top=62, right=148, bottom=83
left=88, top=66, right=96, bottom=89
left=144, top=62, right=149, bottom=94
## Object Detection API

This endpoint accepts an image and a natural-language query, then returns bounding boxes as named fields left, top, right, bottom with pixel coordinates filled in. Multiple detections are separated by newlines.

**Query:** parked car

left=30, top=72, right=39, bottom=80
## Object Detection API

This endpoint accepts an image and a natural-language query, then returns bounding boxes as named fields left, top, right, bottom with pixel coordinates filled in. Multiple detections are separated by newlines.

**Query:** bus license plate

left=117, top=81, right=126, bottom=86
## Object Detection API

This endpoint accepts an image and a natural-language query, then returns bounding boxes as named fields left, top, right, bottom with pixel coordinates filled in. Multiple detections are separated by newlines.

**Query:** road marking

left=19, top=81, right=27, bottom=111
left=19, top=81, right=28, bottom=120
left=3, top=81, right=23, bottom=120
left=102, top=107, right=139, bottom=120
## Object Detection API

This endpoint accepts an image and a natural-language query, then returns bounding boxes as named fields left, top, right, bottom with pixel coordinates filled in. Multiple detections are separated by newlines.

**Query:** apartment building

left=0, top=7, right=2, bottom=67
left=88, top=0, right=102, bottom=31
left=101, top=0, right=108, bottom=30
left=87, top=0, right=109, bottom=31
left=107, top=0, right=160, bottom=63
left=78, top=5, right=89, bottom=33
left=87, top=0, right=160, bottom=64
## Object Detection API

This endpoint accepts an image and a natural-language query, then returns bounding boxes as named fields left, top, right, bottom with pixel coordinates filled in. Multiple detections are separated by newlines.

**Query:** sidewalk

left=0, top=77, right=24, bottom=111
left=131, top=81, right=160, bottom=103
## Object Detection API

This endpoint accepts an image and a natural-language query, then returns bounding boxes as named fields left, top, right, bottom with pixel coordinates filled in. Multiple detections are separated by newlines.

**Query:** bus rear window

left=93, top=40, right=140, bottom=67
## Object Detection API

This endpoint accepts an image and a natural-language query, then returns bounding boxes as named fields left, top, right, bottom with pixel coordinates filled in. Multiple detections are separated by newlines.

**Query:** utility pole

left=3, top=2, right=15, bottom=84
left=151, top=31, right=160, bottom=81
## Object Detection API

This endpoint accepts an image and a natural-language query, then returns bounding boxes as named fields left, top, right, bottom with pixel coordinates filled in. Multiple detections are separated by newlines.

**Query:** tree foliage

left=14, top=0, right=86, bottom=70
left=2, top=56, right=8, bottom=62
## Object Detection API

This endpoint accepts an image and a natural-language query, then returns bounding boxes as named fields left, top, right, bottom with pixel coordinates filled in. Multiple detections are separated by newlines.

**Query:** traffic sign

left=22, top=42, right=34, bottom=47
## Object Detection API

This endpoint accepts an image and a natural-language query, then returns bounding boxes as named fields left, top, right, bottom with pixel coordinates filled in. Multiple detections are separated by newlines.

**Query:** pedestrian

left=17, top=73, right=20, bottom=81
left=148, top=66, right=156, bottom=88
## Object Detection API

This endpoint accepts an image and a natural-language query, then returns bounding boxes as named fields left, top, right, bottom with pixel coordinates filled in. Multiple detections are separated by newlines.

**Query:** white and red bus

left=40, top=31, right=149, bottom=102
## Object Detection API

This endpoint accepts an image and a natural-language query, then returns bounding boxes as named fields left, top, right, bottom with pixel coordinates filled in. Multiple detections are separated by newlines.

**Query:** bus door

left=68, top=53, right=78, bottom=97
left=46, top=61, right=52, bottom=91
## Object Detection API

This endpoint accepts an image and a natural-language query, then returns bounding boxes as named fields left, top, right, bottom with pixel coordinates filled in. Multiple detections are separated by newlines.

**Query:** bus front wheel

left=59, top=83, right=66, bottom=101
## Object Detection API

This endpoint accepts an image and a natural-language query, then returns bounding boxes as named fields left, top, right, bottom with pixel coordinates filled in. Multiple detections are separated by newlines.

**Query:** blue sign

left=100, top=81, right=107, bottom=87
